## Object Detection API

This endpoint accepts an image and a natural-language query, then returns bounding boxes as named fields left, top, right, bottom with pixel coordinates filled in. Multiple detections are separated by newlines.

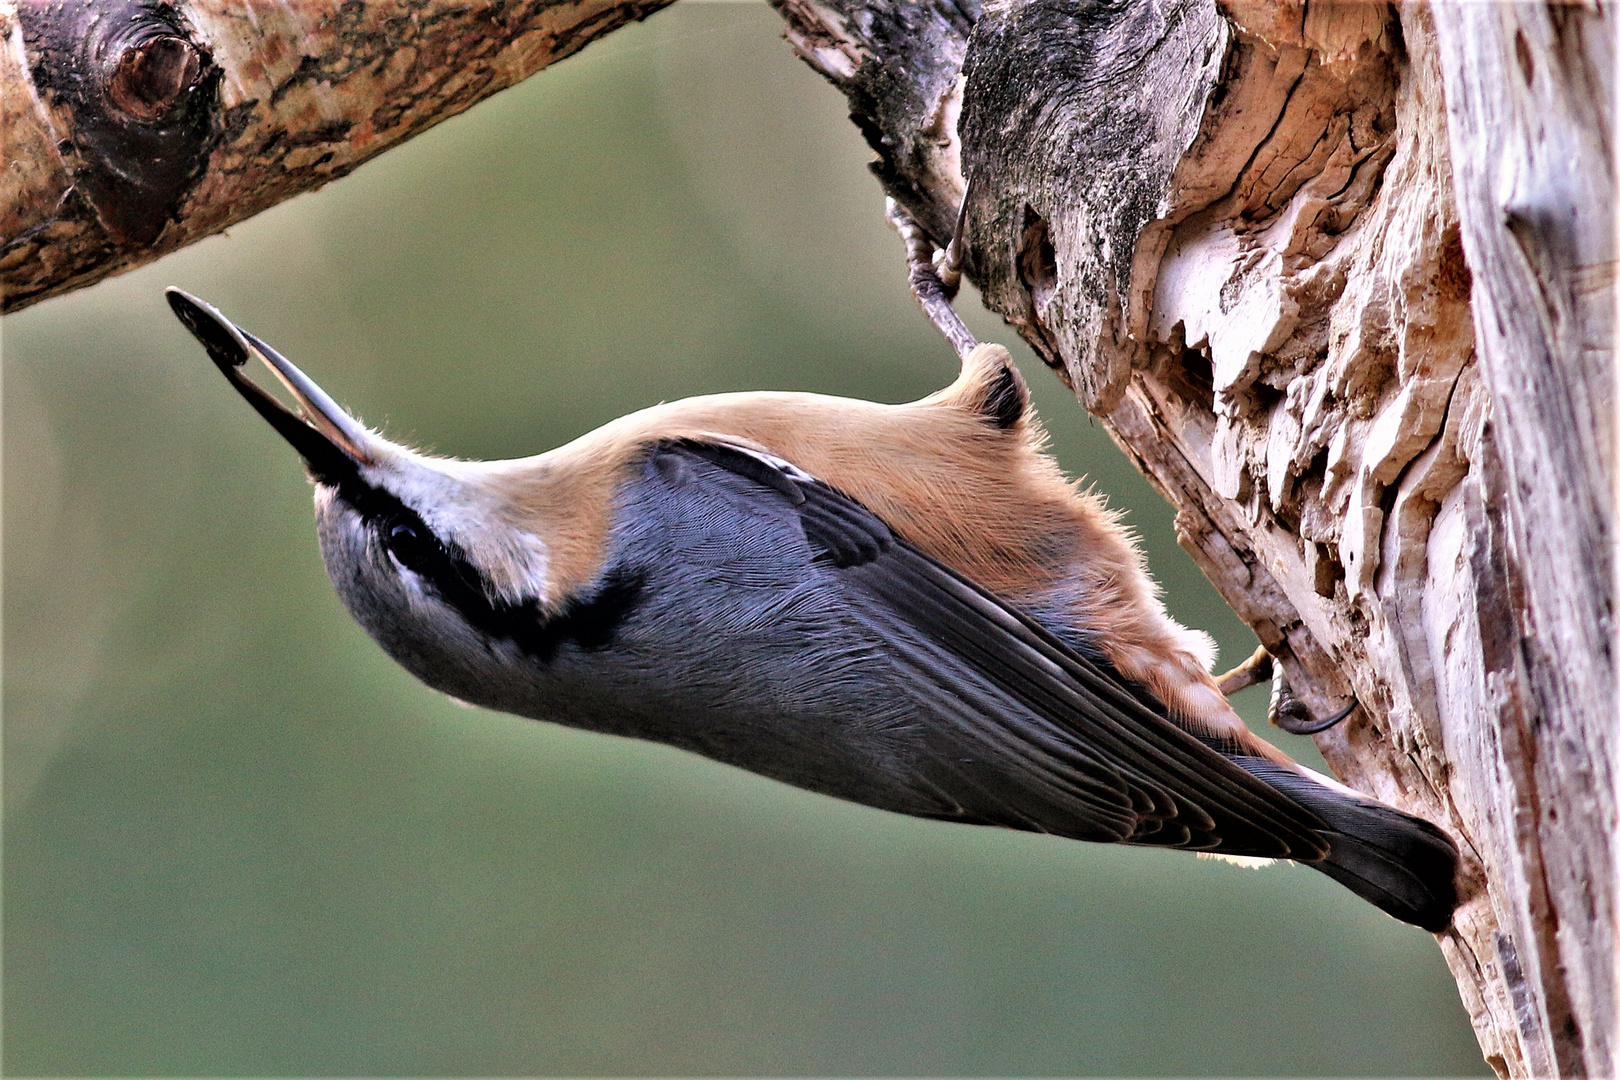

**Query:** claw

left=935, top=175, right=974, bottom=295
left=1270, top=670, right=1357, bottom=734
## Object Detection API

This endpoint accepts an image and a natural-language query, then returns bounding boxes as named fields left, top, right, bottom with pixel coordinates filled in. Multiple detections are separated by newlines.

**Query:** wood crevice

left=769, top=1, right=1613, bottom=1073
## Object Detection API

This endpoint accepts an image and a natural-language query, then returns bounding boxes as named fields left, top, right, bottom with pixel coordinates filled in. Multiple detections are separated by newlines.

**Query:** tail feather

left=1233, top=757, right=1459, bottom=932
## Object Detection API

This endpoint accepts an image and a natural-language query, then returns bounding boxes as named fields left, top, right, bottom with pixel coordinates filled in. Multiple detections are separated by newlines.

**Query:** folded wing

left=663, top=439, right=1330, bottom=861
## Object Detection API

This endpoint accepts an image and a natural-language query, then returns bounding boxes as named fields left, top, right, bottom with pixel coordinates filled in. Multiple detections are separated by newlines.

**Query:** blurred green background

left=5, top=6, right=1486, bottom=1076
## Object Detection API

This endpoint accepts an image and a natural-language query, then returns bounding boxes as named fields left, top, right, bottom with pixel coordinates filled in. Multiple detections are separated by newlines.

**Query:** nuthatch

left=166, top=283, right=1458, bottom=932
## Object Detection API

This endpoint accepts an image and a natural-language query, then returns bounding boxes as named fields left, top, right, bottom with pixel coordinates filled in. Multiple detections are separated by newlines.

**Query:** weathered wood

left=0, top=0, right=673, bottom=312
left=770, top=0, right=1613, bottom=1075
left=774, top=0, right=978, bottom=247
left=1428, top=6, right=1615, bottom=1076
left=4, top=0, right=1607, bottom=1070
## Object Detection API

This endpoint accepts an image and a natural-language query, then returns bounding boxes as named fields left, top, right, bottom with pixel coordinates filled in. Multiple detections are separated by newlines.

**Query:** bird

left=165, top=284, right=1459, bottom=932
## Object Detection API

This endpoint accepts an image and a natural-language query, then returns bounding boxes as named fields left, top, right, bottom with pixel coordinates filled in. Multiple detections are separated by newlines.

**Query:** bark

left=0, top=0, right=673, bottom=312
left=770, top=0, right=1614, bottom=1076
left=3, top=0, right=1610, bottom=1073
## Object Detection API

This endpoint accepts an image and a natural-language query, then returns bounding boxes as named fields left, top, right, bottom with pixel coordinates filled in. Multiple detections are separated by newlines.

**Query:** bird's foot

left=1269, top=667, right=1358, bottom=735
left=886, top=192, right=978, bottom=360
left=1217, top=645, right=1356, bottom=734
left=1215, top=644, right=1272, bottom=695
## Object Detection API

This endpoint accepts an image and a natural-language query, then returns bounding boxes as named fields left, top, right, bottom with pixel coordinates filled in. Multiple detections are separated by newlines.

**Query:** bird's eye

left=384, top=521, right=434, bottom=570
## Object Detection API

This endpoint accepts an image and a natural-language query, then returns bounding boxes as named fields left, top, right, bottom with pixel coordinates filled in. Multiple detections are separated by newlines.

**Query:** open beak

left=166, top=287, right=374, bottom=481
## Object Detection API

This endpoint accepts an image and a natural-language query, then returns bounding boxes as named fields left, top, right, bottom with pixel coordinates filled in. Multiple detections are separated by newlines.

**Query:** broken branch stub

left=0, top=0, right=674, bottom=312
left=771, top=0, right=978, bottom=251
left=773, top=0, right=1614, bottom=1076
left=960, top=0, right=1233, bottom=411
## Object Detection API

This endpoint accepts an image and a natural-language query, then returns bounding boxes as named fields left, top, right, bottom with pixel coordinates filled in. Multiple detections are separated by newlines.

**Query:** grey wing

left=662, top=439, right=1330, bottom=861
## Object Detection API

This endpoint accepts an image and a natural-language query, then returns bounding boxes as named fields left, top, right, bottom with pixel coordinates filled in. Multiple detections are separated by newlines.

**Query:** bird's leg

left=887, top=196, right=978, bottom=360
left=1216, top=645, right=1357, bottom=734
left=1214, top=644, right=1272, bottom=695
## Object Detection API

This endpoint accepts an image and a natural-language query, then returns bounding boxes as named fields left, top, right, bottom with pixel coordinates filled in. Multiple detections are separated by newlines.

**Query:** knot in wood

left=105, top=33, right=201, bottom=123
left=18, top=0, right=222, bottom=244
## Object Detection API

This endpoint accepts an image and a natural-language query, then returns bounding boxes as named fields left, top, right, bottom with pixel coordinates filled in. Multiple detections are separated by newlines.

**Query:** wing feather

left=655, top=439, right=1329, bottom=859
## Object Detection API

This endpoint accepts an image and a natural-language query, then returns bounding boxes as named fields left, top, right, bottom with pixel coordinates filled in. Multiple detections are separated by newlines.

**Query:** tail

left=1234, top=758, right=1460, bottom=932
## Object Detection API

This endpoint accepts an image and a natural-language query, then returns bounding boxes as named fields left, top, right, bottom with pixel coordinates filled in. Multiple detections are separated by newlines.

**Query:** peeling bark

left=3, top=0, right=1610, bottom=1072
left=0, top=0, right=673, bottom=311
left=770, top=0, right=1613, bottom=1075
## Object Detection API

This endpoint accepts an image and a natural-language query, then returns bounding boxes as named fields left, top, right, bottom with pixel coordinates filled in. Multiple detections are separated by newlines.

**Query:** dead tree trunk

left=770, top=0, right=1614, bottom=1075
left=0, top=0, right=672, bottom=311
left=2, top=0, right=1610, bottom=1073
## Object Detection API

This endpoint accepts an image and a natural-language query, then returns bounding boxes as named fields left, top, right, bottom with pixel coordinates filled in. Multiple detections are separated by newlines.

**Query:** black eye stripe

left=327, top=473, right=643, bottom=661
left=384, top=521, right=440, bottom=574
left=333, top=474, right=488, bottom=601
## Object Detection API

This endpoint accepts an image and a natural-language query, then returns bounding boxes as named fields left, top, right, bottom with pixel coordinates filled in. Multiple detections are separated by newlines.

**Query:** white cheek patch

left=484, top=527, right=551, bottom=607
left=354, top=455, right=552, bottom=608
left=386, top=552, right=429, bottom=600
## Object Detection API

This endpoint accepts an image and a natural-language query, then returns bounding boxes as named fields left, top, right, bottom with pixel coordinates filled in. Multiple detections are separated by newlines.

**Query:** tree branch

left=0, top=0, right=672, bottom=312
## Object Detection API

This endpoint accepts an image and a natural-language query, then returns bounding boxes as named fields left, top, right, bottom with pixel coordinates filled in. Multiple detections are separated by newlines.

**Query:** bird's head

left=166, top=288, right=555, bottom=695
